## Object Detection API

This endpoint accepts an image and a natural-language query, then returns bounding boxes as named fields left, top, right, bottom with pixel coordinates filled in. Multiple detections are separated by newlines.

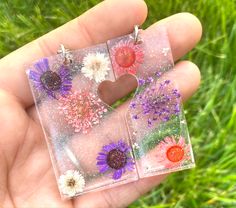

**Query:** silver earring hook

left=132, top=25, right=143, bottom=44
left=57, top=44, right=73, bottom=65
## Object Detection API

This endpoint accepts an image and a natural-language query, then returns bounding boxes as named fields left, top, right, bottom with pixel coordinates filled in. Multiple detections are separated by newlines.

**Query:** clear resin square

left=26, top=25, right=195, bottom=199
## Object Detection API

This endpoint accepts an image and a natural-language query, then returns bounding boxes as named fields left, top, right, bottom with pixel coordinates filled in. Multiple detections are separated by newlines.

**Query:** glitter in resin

left=58, top=170, right=85, bottom=197
left=156, top=137, right=190, bottom=168
left=130, top=79, right=181, bottom=127
left=81, top=52, right=111, bottom=83
left=96, top=140, right=135, bottom=180
left=29, top=58, right=72, bottom=98
left=110, top=39, right=144, bottom=75
left=58, top=91, right=108, bottom=134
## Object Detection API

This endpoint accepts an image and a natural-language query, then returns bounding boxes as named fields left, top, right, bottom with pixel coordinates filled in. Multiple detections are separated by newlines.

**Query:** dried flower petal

left=96, top=140, right=135, bottom=180
left=130, top=79, right=181, bottom=127
left=110, top=39, right=144, bottom=75
left=81, top=52, right=110, bottom=83
left=28, top=58, right=72, bottom=98
left=58, top=91, right=107, bottom=134
left=58, top=170, right=85, bottom=197
left=156, top=137, right=190, bottom=168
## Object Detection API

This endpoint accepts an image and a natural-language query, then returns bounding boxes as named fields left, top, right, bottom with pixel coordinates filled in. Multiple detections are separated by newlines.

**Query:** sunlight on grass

left=0, top=0, right=235, bottom=207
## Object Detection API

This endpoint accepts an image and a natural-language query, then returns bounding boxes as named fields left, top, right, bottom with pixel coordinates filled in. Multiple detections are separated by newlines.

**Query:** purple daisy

left=130, top=79, right=181, bottom=127
left=28, top=58, right=72, bottom=98
left=96, top=140, right=135, bottom=180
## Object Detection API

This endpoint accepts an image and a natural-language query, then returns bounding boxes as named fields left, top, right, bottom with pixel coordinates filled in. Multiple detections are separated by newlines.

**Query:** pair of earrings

left=26, top=25, right=195, bottom=198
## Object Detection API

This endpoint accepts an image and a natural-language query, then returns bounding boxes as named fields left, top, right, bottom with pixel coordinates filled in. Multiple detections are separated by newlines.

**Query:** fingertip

left=176, top=12, right=202, bottom=43
left=149, top=12, right=202, bottom=60
left=113, top=0, right=148, bottom=29
left=167, top=13, right=202, bottom=59
left=185, top=60, right=201, bottom=87
left=167, top=60, right=201, bottom=101
left=132, top=0, right=148, bottom=25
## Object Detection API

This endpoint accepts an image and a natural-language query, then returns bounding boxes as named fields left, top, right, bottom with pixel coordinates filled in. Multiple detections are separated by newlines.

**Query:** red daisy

left=156, top=136, right=191, bottom=168
left=110, top=39, right=144, bottom=76
left=58, top=91, right=107, bottom=134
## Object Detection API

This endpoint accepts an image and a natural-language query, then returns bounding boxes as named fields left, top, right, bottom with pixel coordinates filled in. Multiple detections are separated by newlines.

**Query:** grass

left=0, top=0, right=236, bottom=207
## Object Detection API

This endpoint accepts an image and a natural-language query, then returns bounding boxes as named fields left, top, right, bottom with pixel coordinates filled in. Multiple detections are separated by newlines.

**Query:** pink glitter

left=58, top=91, right=107, bottom=134
left=110, top=39, right=144, bottom=76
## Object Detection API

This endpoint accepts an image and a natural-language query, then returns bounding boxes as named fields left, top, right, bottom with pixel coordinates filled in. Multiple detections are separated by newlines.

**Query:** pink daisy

left=156, top=136, right=190, bottom=168
left=58, top=91, right=107, bottom=134
left=110, top=39, right=144, bottom=76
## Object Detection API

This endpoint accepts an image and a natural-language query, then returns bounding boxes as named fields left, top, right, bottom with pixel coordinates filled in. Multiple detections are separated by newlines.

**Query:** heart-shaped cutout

left=98, top=74, right=138, bottom=106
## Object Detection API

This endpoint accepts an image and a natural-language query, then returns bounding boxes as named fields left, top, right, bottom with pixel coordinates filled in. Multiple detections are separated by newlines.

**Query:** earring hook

left=57, top=44, right=73, bottom=65
left=132, top=25, right=143, bottom=44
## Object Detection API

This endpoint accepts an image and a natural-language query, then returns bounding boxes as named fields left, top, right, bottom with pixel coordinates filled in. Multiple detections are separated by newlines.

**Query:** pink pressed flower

left=156, top=137, right=190, bottom=168
left=110, top=39, right=144, bottom=76
left=58, top=91, right=107, bottom=134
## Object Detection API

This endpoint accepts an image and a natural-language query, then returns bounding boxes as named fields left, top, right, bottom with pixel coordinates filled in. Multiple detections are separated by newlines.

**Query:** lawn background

left=0, top=0, right=236, bottom=207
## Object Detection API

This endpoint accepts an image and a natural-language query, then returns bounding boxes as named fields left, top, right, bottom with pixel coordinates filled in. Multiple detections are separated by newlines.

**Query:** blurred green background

left=0, top=0, right=235, bottom=207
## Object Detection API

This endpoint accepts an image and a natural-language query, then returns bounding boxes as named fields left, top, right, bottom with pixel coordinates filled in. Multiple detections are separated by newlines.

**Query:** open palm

left=0, top=0, right=202, bottom=207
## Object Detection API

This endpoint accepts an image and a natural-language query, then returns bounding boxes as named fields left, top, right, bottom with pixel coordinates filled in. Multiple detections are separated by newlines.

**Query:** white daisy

left=81, top=52, right=111, bottom=83
left=58, top=170, right=85, bottom=197
left=132, top=142, right=140, bottom=150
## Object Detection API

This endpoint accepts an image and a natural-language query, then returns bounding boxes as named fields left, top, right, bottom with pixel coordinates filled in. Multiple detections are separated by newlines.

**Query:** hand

left=0, top=0, right=202, bottom=207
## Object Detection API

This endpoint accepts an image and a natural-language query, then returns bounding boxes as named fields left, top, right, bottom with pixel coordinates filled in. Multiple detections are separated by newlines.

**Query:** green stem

left=133, top=115, right=181, bottom=159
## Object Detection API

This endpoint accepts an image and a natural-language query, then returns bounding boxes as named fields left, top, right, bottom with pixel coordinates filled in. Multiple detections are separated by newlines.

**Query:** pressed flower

left=58, top=91, right=107, bottom=134
left=81, top=52, right=111, bottom=83
left=58, top=170, right=85, bottom=197
left=130, top=79, right=181, bottom=127
left=28, top=58, right=72, bottom=98
left=156, top=137, right=190, bottom=168
left=110, top=39, right=144, bottom=75
left=96, top=140, right=135, bottom=180
left=132, top=142, right=140, bottom=150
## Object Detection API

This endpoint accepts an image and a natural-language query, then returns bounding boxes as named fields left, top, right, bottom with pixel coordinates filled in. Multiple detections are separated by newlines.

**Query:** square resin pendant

left=26, top=25, right=195, bottom=199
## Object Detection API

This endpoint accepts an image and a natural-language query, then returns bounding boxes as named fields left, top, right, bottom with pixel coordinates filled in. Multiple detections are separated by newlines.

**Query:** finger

left=97, top=12, right=202, bottom=105
left=0, top=12, right=201, bottom=108
left=27, top=61, right=200, bottom=185
left=28, top=60, right=200, bottom=124
left=154, top=12, right=202, bottom=61
left=166, top=60, right=201, bottom=101
left=75, top=174, right=167, bottom=208
left=73, top=60, right=200, bottom=207
left=67, top=61, right=200, bottom=171
left=0, top=0, right=147, bottom=107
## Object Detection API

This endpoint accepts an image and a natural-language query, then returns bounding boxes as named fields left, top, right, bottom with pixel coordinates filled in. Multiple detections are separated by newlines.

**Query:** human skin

left=0, top=0, right=202, bottom=207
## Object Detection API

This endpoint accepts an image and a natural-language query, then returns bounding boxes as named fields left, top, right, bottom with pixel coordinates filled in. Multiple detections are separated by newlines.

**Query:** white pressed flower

left=132, top=142, right=140, bottom=149
left=81, top=52, right=110, bottom=83
left=58, top=170, right=85, bottom=197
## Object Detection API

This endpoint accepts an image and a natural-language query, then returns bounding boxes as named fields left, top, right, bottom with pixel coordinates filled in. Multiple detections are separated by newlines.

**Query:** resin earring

left=26, top=25, right=195, bottom=199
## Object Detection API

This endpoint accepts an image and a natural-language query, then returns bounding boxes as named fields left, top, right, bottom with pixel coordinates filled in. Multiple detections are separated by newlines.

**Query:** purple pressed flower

left=146, top=77, right=154, bottom=83
left=130, top=79, right=181, bottom=127
left=96, top=140, right=135, bottom=180
left=138, top=78, right=145, bottom=86
left=155, top=71, right=162, bottom=77
left=28, top=58, right=72, bottom=98
left=130, top=102, right=136, bottom=109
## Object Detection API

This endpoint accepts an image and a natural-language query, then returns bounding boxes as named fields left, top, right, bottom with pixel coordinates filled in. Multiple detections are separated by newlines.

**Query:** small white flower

left=58, top=170, right=85, bottom=197
left=132, top=142, right=140, bottom=149
left=161, top=47, right=170, bottom=56
left=180, top=120, right=186, bottom=124
left=81, top=52, right=110, bottom=83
